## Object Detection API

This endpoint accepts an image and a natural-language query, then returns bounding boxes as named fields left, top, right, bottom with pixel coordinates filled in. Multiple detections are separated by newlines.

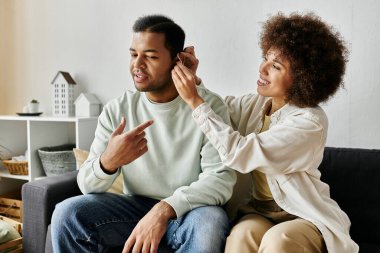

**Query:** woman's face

left=257, top=48, right=293, bottom=104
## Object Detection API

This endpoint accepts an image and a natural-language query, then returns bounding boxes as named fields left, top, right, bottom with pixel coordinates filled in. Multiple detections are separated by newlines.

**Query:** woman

left=172, top=12, right=358, bottom=253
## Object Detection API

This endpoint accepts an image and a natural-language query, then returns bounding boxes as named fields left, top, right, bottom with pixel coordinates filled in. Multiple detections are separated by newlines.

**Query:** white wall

left=1, top=0, right=379, bottom=149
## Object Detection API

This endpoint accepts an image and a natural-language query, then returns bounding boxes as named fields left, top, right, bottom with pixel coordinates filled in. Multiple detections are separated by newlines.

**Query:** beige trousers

left=225, top=200, right=327, bottom=253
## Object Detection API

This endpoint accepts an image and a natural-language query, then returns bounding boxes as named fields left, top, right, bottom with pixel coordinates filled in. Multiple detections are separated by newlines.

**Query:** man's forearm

left=154, top=201, right=177, bottom=220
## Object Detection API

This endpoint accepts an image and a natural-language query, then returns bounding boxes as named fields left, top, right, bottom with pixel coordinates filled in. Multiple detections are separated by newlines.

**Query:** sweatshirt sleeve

left=163, top=90, right=237, bottom=218
left=192, top=102, right=327, bottom=175
left=77, top=105, right=121, bottom=194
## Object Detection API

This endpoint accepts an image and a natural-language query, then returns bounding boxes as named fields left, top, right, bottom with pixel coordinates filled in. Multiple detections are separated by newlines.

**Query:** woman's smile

left=257, top=77, right=270, bottom=86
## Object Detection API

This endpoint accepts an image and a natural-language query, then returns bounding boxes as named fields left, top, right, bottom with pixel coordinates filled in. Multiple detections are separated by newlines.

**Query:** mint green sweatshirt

left=77, top=85, right=236, bottom=217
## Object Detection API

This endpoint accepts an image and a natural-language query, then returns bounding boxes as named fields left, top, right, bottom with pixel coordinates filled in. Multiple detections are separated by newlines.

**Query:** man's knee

left=52, top=195, right=92, bottom=231
left=177, top=206, right=229, bottom=252
left=52, top=197, right=74, bottom=225
left=190, top=206, right=229, bottom=233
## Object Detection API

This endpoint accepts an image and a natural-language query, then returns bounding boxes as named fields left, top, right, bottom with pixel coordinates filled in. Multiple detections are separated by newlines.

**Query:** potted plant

left=28, top=99, right=40, bottom=113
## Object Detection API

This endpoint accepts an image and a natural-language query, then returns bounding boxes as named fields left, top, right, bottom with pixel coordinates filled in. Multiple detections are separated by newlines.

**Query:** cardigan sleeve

left=192, top=103, right=327, bottom=175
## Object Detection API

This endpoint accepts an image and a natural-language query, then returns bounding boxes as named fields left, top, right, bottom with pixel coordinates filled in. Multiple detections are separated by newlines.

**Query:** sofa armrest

left=22, top=170, right=81, bottom=253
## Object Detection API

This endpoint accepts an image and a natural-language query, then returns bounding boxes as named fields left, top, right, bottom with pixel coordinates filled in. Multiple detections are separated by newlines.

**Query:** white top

left=77, top=85, right=236, bottom=217
left=192, top=93, right=359, bottom=253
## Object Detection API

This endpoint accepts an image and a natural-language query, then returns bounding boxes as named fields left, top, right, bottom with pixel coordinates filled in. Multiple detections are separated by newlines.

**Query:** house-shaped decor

left=51, top=71, right=77, bottom=117
left=74, top=93, right=101, bottom=117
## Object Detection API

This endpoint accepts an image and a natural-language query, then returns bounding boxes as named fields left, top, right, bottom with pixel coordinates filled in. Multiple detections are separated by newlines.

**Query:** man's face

left=129, top=32, right=175, bottom=96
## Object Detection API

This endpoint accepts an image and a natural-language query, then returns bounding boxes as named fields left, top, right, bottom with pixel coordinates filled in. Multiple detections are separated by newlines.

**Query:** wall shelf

left=0, top=115, right=97, bottom=194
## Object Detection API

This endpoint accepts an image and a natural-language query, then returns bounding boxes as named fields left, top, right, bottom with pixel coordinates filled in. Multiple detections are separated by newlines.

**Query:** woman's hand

left=178, top=46, right=202, bottom=85
left=172, top=62, right=204, bottom=110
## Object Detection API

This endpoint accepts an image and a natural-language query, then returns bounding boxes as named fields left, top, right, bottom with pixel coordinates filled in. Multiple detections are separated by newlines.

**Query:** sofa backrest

left=319, top=147, right=380, bottom=247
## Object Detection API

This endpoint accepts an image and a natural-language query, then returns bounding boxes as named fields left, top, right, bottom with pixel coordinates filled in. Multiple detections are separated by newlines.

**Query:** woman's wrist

left=189, top=96, right=205, bottom=110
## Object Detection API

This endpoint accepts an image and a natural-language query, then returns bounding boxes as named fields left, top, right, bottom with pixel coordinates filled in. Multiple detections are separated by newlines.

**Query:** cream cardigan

left=192, top=93, right=359, bottom=253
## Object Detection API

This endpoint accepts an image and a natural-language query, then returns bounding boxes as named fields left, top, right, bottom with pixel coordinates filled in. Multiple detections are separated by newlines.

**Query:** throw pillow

left=72, top=148, right=89, bottom=168
left=0, top=220, right=21, bottom=244
left=73, top=148, right=124, bottom=194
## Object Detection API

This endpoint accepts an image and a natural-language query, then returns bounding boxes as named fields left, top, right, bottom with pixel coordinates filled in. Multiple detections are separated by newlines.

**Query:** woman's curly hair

left=260, top=12, right=349, bottom=107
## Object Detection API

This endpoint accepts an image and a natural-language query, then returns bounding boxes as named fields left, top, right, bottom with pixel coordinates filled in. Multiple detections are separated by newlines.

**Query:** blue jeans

left=51, top=193, right=229, bottom=253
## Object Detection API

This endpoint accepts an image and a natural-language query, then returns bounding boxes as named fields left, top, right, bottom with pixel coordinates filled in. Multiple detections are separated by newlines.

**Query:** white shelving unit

left=0, top=115, right=98, bottom=194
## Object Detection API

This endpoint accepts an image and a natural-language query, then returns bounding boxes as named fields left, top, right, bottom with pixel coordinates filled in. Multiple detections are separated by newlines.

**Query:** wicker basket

left=2, top=160, right=28, bottom=175
left=38, top=144, right=76, bottom=177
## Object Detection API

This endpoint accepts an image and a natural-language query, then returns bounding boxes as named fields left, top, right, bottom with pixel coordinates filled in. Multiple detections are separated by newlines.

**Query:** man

left=51, top=15, right=236, bottom=253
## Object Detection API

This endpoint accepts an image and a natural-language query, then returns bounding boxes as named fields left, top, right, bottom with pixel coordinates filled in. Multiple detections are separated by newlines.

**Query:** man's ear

left=171, top=54, right=180, bottom=69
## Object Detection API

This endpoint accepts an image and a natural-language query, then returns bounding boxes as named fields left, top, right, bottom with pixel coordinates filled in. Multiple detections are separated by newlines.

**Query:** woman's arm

left=191, top=103, right=326, bottom=175
left=172, top=60, right=326, bottom=175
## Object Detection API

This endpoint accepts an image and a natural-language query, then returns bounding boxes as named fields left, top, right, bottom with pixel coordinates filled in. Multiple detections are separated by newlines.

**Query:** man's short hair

left=133, top=15, right=185, bottom=59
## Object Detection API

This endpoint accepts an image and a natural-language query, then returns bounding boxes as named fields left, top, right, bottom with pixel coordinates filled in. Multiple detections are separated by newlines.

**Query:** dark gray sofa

left=22, top=147, right=380, bottom=253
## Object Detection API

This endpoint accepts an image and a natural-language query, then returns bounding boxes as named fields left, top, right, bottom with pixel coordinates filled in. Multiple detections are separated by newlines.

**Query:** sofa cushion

left=0, top=220, right=21, bottom=244
left=319, top=147, right=380, bottom=248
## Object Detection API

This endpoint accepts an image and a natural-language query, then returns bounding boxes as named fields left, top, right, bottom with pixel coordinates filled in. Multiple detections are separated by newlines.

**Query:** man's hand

left=100, top=117, right=153, bottom=173
left=122, top=201, right=176, bottom=253
left=172, top=62, right=205, bottom=110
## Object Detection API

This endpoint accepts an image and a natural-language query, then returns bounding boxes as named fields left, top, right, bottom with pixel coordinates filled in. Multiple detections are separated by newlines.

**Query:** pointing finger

left=132, top=120, right=154, bottom=135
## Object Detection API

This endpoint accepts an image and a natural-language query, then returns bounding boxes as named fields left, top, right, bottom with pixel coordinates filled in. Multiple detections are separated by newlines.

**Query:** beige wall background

left=1, top=0, right=380, bottom=149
